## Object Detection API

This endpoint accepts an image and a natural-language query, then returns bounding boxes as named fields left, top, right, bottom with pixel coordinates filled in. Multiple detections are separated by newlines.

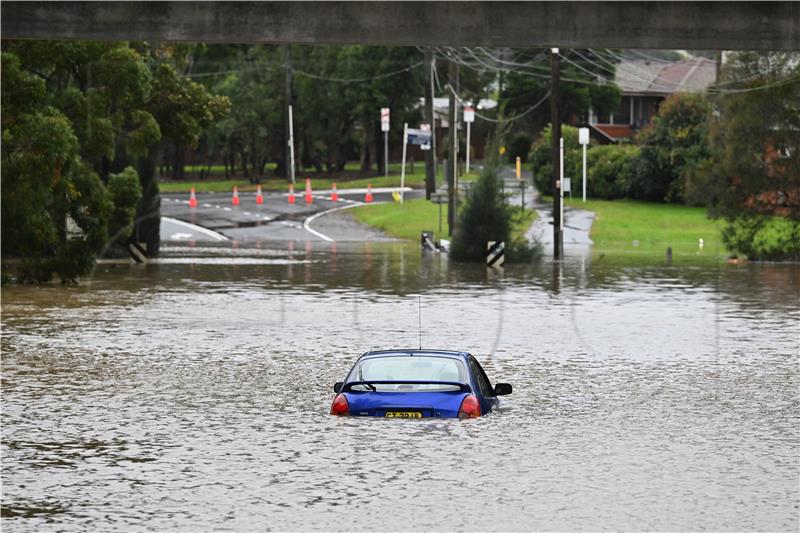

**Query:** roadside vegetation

left=351, top=196, right=536, bottom=246
left=530, top=51, right=799, bottom=261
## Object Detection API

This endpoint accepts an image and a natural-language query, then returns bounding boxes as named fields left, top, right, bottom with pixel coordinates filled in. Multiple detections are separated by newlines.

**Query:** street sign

left=419, top=123, right=431, bottom=150
left=579, top=127, right=590, bottom=145
left=464, top=105, right=475, bottom=123
left=381, top=107, right=390, bottom=132
left=430, top=192, right=448, bottom=204
left=563, top=177, right=571, bottom=193
left=407, top=127, right=432, bottom=147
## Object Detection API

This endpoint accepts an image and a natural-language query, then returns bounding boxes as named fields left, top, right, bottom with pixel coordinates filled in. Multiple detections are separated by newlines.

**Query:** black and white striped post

left=128, top=242, right=148, bottom=264
left=486, top=241, right=505, bottom=269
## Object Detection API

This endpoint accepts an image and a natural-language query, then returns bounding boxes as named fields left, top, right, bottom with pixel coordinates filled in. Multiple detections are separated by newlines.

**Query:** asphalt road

left=160, top=188, right=423, bottom=245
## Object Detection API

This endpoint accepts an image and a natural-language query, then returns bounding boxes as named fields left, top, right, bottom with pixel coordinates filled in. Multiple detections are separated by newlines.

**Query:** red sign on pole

left=381, top=107, right=390, bottom=132
left=464, top=106, right=475, bottom=123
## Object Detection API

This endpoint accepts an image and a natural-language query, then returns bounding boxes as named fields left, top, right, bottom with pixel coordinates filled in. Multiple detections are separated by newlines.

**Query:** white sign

left=463, top=106, right=475, bottom=123
left=563, top=177, right=571, bottom=193
left=579, top=127, right=590, bottom=145
left=381, top=107, right=390, bottom=132
left=419, top=123, right=431, bottom=150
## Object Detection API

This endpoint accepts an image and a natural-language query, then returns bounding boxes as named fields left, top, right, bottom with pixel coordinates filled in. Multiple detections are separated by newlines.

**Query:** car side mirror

left=333, top=382, right=343, bottom=393
left=494, top=383, right=512, bottom=396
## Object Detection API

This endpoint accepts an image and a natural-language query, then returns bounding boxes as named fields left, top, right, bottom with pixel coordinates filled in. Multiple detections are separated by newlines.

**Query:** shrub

left=722, top=216, right=800, bottom=261
left=529, top=124, right=582, bottom=195
left=586, top=145, right=640, bottom=199
left=628, top=93, right=711, bottom=203
left=450, top=167, right=538, bottom=263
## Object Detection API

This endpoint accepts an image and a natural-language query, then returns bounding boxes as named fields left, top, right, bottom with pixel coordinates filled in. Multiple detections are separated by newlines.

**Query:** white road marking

left=302, top=201, right=368, bottom=242
left=202, top=203, right=212, bottom=207
left=161, top=216, right=229, bottom=241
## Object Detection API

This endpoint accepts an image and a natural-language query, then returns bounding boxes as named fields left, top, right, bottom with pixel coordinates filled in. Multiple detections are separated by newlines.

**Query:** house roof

left=615, top=57, right=717, bottom=96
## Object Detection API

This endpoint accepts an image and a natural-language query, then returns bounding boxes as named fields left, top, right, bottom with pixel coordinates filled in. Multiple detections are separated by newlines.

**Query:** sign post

left=400, top=125, right=433, bottom=204
left=463, top=104, right=475, bottom=173
left=381, top=107, right=390, bottom=178
left=400, top=123, right=408, bottom=203
left=559, top=137, right=564, bottom=232
left=579, top=127, right=590, bottom=202
left=288, top=105, right=296, bottom=184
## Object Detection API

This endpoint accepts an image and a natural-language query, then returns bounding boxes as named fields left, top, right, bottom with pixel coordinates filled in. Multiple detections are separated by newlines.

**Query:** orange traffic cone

left=304, top=178, right=313, bottom=204
left=255, top=185, right=264, bottom=205
left=331, top=183, right=339, bottom=202
left=232, top=186, right=240, bottom=206
left=189, top=187, right=198, bottom=208
left=365, top=183, right=373, bottom=203
left=288, top=184, right=296, bottom=204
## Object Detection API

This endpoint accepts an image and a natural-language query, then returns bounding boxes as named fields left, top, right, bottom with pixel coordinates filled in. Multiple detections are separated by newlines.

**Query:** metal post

left=559, top=137, right=564, bottom=232
left=446, top=60, right=457, bottom=236
left=284, top=45, right=294, bottom=182
left=424, top=48, right=436, bottom=199
left=550, top=48, right=563, bottom=258
left=384, top=131, right=388, bottom=179
left=582, top=142, right=587, bottom=203
left=466, top=121, right=471, bottom=174
left=288, top=104, right=296, bottom=184
left=400, top=122, right=408, bottom=203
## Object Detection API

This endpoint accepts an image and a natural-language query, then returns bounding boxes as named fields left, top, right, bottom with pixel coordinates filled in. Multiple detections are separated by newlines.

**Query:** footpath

left=498, top=167, right=595, bottom=256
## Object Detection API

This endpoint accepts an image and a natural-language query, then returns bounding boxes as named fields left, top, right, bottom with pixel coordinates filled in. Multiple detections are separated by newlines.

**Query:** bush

left=529, top=124, right=582, bottom=195
left=586, top=145, right=640, bottom=199
left=628, top=93, right=711, bottom=203
left=722, top=216, right=800, bottom=261
left=450, top=167, right=537, bottom=263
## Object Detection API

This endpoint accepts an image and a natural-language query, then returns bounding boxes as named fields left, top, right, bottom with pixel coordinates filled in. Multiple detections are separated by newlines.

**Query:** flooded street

left=2, top=243, right=799, bottom=531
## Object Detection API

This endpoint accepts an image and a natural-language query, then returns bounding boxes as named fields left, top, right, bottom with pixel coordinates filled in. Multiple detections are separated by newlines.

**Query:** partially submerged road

left=160, top=188, right=422, bottom=245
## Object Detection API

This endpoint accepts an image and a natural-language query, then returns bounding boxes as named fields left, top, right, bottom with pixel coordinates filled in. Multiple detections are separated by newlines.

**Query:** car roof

left=359, top=349, right=471, bottom=360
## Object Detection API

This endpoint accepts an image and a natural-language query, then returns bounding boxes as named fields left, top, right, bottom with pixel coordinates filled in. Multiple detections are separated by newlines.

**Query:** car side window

left=469, top=357, right=493, bottom=397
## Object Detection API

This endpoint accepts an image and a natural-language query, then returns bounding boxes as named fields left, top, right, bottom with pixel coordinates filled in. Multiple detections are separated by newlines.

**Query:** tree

left=629, top=93, right=711, bottom=203
left=450, top=134, right=538, bottom=263
left=1, top=52, right=112, bottom=282
left=700, top=51, right=800, bottom=260
left=499, top=48, right=621, bottom=138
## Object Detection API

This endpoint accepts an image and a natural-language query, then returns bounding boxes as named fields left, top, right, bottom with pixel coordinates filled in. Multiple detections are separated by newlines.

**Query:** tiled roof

left=616, top=57, right=717, bottom=95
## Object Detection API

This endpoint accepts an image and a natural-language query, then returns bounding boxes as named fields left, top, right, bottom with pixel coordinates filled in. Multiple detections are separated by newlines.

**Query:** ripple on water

left=1, top=254, right=798, bottom=531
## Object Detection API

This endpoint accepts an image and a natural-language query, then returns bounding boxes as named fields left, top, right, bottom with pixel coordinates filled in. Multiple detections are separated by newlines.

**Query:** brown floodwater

left=2, top=242, right=799, bottom=531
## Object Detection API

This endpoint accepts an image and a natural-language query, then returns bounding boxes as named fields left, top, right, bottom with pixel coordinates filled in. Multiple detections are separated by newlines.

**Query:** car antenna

left=418, top=294, right=423, bottom=350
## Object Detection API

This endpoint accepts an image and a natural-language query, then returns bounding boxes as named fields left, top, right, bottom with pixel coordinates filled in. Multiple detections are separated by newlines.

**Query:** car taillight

left=330, top=393, right=350, bottom=416
left=458, top=394, right=481, bottom=418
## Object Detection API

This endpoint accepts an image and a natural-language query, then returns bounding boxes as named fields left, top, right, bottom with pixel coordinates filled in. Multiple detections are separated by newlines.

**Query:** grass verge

left=557, top=197, right=726, bottom=264
left=351, top=198, right=536, bottom=243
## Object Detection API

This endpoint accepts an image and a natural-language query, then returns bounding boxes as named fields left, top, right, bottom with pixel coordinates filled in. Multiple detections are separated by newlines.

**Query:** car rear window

left=347, top=356, right=467, bottom=392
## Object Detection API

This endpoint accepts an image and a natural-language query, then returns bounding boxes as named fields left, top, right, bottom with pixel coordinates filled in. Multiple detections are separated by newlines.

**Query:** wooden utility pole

left=446, top=60, right=457, bottom=236
left=550, top=48, right=563, bottom=258
left=284, top=45, right=294, bottom=181
left=424, top=48, right=436, bottom=200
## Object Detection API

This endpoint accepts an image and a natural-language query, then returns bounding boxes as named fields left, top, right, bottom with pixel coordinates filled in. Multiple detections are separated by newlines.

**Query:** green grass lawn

left=160, top=168, right=479, bottom=193
left=559, top=197, right=726, bottom=264
left=351, top=197, right=536, bottom=243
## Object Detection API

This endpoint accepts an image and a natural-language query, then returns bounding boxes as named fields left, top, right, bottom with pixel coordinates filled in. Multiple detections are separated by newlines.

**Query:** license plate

left=385, top=411, right=422, bottom=419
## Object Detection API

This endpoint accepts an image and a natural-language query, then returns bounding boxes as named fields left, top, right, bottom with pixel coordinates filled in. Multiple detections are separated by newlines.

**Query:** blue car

left=330, top=349, right=512, bottom=418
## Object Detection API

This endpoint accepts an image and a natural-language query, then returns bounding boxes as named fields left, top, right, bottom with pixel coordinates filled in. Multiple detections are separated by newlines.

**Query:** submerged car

left=330, top=349, right=512, bottom=418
